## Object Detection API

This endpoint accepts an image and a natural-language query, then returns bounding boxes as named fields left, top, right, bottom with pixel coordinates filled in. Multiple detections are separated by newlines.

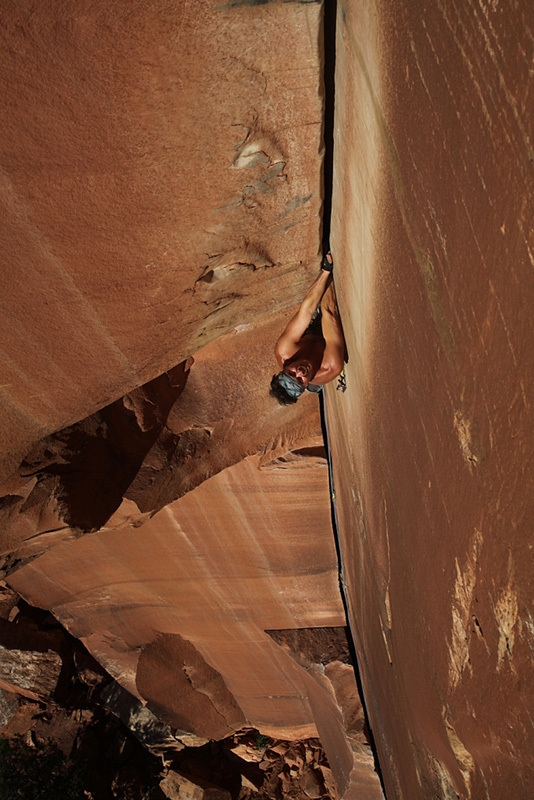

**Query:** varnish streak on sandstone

left=10, top=448, right=344, bottom=720
left=328, top=0, right=533, bottom=797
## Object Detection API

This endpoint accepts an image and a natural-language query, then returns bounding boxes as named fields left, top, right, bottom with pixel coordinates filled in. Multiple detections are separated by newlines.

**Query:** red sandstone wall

left=5, top=0, right=531, bottom=796
left=0, top=3, right=387, bottom=795
left=329, top=1, right=533, bottom=797
left=0, top=0, right=324, bottom=482
left=11, top=445, right=343, bottom=737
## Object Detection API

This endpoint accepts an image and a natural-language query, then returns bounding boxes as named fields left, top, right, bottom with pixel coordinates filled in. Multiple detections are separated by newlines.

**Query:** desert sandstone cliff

left=1, top=1, right=533, bottom=799
left=1, top=1, right=381, bottom=798
left=327, top=1, right=533, bottom=797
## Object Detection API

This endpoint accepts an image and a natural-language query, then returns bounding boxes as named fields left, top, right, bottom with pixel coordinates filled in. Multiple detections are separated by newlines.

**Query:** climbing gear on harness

left=336, top=369, right=346, bottom=392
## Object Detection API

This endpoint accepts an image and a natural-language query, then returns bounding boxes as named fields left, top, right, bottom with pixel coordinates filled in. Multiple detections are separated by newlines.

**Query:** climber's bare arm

left=275, top=265, right=332, bottom=365
left=314, top=282, right=345, bottom=383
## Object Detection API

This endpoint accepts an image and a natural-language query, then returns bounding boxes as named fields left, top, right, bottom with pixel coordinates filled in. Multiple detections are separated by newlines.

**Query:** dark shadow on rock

left=169, top=739, right=264, bottom=800
left=18, top=361, right=192, bottom=533
left=322, top=0, right=337, bottom=252
left=265, top=626, right=352, bottom=667
left=124, top=425, right=215, bottom=516
left=0, top=596, right=111, bottom=707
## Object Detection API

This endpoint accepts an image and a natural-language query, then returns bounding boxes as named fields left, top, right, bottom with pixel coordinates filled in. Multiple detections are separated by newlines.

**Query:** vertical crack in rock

left=321, top=0, right=336, bottom=251
left=319, top=386, right=387, bottom=794
left=266, top=626, right=382, bottom=798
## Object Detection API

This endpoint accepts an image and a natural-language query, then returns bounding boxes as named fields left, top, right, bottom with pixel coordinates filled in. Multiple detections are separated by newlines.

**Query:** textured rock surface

left=0, top=646, right=62, bottom=700
left=160, top=770, right=231, bottom=800
left=5, top=0, right=530, bottom=796
left=0, top=1, right=383, bottom=794
left=10, top=440, right=344, bottom=731
left=4, top=302, right=381, bottom=793
left=0, top=0, right=324, bottom=483
left=328, top=1, right=533, bottom=797
left=266, top=627, right=382, bottom=799
left=0, top=594, right=350, bottom=798
left=0, top=359, right=192, bottom=572
left=0, top=314, right=322, bottom=573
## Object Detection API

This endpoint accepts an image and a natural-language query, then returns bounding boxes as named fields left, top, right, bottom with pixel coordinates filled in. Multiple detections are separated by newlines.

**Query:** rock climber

left=270, top=253, right=346, bottom=405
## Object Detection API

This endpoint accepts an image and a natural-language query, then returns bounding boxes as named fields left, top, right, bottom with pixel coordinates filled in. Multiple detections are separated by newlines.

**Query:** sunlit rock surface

left=328, top=1, right=533, bottom=797
left=1, top=3, right=384, bottom=795
left=3, top=0, right=531, bottom=797
left=0, top=0, right=324, bottom=483
left=9, top=421, right=343, bottom=732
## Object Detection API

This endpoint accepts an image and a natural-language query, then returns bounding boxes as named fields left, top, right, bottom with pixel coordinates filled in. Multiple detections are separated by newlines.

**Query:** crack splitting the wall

left=318, top=2, right=387, bottom=794
left=321, top=0, right=336, bottom=252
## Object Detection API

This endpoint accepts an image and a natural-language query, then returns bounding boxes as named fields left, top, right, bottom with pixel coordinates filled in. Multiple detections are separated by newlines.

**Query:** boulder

left=160, top=770, right=231, bottom=800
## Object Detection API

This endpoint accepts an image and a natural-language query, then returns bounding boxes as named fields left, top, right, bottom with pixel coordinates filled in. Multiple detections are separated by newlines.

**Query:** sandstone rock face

left=0, top=359, right=192, bottom=572
left=4, top=285, right=379, bottom=793
left=9, top=439, right=344, bottom=732
left=0, top=2, right=383, bottom=795
left=0, top=589, right=68, bottom=700
left=8, top=406, right=373, bottom=790
left=267, top=627, right=383, bottom=799
left=137, top=633, right=248, bottom=740
left=329, top=1, right=533, bottom=797
left=160, top=770, right=231, bottom=800
left=4, top=300, right=381, bottom=793
left=0, top=646, right=62, bottom=700
left=7, top=0, right=529, bottom=796
left=0, top=0, right=324, bottom=482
